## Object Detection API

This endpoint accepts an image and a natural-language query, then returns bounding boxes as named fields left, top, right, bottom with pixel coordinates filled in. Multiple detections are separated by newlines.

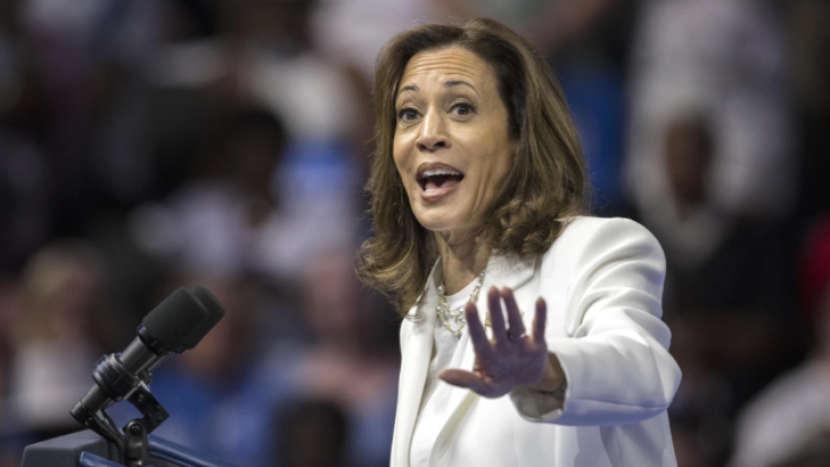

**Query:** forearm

left=548, top=325, right=680, bottom=425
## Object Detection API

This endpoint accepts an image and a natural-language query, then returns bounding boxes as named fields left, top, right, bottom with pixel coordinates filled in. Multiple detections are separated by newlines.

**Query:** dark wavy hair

left=357, top=18, right=589, bottom=316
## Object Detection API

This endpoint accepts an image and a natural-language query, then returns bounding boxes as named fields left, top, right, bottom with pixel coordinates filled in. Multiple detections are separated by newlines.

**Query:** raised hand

left=439, top=286, right=552, bottom=398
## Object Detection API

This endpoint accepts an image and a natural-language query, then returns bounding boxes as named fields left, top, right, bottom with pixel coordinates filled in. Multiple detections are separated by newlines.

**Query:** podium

left=21, top=430, right=240, bottom=467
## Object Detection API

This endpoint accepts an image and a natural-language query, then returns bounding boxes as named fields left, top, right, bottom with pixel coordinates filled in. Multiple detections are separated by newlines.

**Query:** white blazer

left=391, top=217, right=682, bottom=467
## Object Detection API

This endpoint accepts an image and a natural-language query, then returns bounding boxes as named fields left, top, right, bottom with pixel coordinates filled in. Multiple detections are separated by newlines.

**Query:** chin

left=413, top=207, right=478, bottom=236
left=412, top=207, right=456, bottom=232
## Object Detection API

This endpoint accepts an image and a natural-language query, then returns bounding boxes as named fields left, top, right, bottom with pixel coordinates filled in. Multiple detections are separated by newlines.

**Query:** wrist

left=528, top=353, right=566, bottom=395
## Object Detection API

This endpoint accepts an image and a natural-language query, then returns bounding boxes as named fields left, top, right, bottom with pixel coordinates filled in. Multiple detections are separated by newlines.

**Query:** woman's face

left=393, top=46, right=513, bottom=235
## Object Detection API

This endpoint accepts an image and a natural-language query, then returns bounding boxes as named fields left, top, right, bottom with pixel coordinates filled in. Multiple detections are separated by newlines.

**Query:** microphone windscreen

left=142, top=288, right=209, bottom=351
left=182, top=286, right=226, bottom=350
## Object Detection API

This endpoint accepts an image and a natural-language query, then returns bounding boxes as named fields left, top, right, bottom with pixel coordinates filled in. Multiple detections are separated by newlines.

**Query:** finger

left=501, top=287, right=526, bottom=340
left=532, top=297, right=547, bottom=344
left=487, top=286, right=507, bottom=342
left=439, top=369, right=488, bottom=394
left=465, top=302, right=492, bottom=359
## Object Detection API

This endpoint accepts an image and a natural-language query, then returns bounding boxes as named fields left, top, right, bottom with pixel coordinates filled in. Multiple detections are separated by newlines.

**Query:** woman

left=357, top=18, right=681, bottom=467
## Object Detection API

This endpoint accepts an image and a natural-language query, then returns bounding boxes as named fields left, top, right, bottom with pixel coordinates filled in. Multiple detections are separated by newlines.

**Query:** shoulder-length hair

left=357, top=18, right=589, bottom=316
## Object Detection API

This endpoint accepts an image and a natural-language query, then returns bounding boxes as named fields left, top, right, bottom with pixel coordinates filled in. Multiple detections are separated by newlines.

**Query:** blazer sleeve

left=510, top=217, right=682, bottom=425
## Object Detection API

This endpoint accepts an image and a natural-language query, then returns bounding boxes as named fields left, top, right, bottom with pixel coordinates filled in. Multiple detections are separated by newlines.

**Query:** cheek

left=391, top=150, right=414, bottom=199
left=393, top=133, right=420, bottom=185
left=392, top=133, right=408, bottom=172
left=473, top=117, right=512, bottom=182
left=479, top=147, right=511, bottom=188
left=391, top=155, right=402, bottom=180
left=391, top=142, right=404, bottom=178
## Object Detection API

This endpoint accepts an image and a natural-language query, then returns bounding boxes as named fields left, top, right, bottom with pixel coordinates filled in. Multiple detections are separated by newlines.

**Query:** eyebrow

left=398, top=84, right=418, bottom=95
left=444, top=80, right=476, bottom=92
left=397, top=80, right=477, bottom=96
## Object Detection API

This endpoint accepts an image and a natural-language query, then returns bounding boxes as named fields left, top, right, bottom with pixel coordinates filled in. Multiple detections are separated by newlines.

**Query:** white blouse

left=408, top=280, right=477, bottom=467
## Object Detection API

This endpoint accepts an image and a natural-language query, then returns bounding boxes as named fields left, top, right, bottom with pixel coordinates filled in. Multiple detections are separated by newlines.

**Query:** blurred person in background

left=635, top=111, right=791, bottom=314
left=130, top=105, right=288, bottom=279
left=0, top=0, right=51, bottom=274
left=82, top=0, right=166, bottom=210
left=728, top=215, right=830, bottom=467
left=139, top=0, right=224, bottom=198
left=624, top=0, right=795, bottom=333
left=259, top=248, right=398, bottom=467
left=624, top=0, right=795, bottom=315
left=626, top=0, right=793, bottom=224
left=2, top=240, right=114, bottom=441
left=130, top=104, right=347, bottom=281
left=16, top=0, right=149, bottom=236
left=222, top=0, right=368, bottom=215
left=228, top=0, right=361, bottom=146
left=274, top=400, right=349, bottom=467
left=134, top=64, right=359, bottom=283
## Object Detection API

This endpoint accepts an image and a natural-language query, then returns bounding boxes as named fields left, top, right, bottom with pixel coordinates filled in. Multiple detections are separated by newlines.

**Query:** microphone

left=140, top=286, right=226, bottom=376
left=180, top=286, right=225, bottom=351
left=71, top=287, right=223, bottom=426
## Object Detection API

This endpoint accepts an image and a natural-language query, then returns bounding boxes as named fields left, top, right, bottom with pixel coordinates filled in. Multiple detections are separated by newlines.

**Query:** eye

left=398, top=108, right=419, bottom=122
left=451, top=103, right=475, bottom=117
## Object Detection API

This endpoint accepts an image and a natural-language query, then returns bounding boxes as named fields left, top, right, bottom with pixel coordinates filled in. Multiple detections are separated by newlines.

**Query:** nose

left=416, top=109, right=451, bottom=152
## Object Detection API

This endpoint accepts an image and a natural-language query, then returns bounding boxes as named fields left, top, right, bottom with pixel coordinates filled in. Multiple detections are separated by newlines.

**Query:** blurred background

left=0, top=0, right=829, bottom=466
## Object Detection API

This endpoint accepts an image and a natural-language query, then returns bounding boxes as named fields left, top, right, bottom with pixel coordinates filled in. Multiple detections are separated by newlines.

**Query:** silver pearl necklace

left=436, top=270, right=486, bottom=336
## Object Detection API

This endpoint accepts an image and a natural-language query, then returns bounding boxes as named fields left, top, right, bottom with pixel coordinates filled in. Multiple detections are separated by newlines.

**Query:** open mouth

left=417, top=165, right=464, bottom=193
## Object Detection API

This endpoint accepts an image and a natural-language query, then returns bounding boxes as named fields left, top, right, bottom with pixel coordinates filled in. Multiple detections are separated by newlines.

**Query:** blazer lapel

left=428, top=254, right=537, bottom=463
left=391, top=261, right=441, bottom=467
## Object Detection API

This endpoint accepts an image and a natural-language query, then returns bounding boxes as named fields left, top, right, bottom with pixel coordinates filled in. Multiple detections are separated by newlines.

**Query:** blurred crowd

left=1, top=0, right=829, bottom=467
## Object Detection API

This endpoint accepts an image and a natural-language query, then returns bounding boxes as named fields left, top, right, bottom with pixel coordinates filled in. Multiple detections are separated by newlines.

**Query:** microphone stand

left=121, top=382, right=170, bottom=467
left=72, top=363, right=170, bottom=467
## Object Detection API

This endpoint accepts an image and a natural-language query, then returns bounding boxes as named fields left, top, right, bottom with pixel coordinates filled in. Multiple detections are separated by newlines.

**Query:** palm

left=440, top=287, right=549, bottom=398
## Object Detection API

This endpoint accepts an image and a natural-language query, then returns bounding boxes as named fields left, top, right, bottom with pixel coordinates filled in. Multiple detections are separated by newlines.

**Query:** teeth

left=421, top=169, right=462, bottom=178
